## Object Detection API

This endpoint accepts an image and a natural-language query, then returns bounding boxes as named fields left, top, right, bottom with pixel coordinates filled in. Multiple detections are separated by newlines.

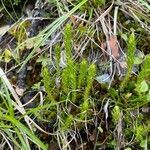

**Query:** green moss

left=120, top=32, right=136, bottom=90
left=64, top=24, right=72, bottom=63
left=62, top=115, right=73, bottom=131
left=112, top=105, right=121, bottom=124
left=78, top=59, right=87, bottom=89
left=137, top=55, right=150, bottom=84
left=84, top=63, right=96, bottom=101
left=42, top=67, right=55, bottom=101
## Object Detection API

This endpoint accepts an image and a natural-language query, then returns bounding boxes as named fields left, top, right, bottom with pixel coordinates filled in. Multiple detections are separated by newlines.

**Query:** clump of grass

left=41, top=23, right=97, bottom=107
left=41, top=24, right=97, bottom=121
left=0, top=77, right=47, bottom=150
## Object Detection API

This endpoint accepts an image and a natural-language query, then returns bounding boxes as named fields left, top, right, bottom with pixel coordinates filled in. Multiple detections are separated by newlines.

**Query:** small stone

left=15, top=86, right=25, bottom=96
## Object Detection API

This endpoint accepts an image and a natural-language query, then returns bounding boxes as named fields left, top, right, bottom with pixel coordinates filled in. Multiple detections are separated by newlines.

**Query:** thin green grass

left=19, top=0, right=88, bottom=72
left=0, top=79, right=47, bottom=150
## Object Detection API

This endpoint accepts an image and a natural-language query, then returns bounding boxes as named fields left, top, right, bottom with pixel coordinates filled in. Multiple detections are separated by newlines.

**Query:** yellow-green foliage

left=135, top=55, right=150, bottom=98
left=61, top=24, right=96, bottom=102
left=84, top=63, right=96, bottom=101
left=62, top=24, right=77, bottom=102
left=77, top=0, right=105, bottom=10
left=137, top=54, right=150, bottom=84
left=112, top=105, right=121, bottom=124
left=62, top=115, right=73, bottom=131
left=53, top=24, right=96, bottom=117
left=78, top=59, right=87, bottom=89
left=80, top=63, right=96, bottom=118
left=42, top=67, right=54, bottom=101
left=9, top=21, right=30, bottom=43
left=62, top=67, right=69, bottom=93
left=64, top=24, right=72, bottom=62
left=80, top=101, right=89, bottom=120
left=135, top=124, right=148, bottom=146
left=80, top=99, right=89, bottom=115
left=62, top=60, right=77, bottom=102
left=93, top=0, right=105, bottom=6
left=127, top=32, right=136, bottom=69
left=120, top=32, right=136, bottom=89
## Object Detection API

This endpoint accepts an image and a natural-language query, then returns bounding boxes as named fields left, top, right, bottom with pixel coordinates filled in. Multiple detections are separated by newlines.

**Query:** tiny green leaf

left=4, top=49, right=12, bottom=63
left=140, top=81, right=149, bottom=93
left=98, top=126, right=103, bottom=133
left=147, top=90, right=150, bottom=101
left=121, top=33, right=128, bottom=41
left=134, top=57, right=143, bottom=65
left=140, top=139, right=147, bottom=148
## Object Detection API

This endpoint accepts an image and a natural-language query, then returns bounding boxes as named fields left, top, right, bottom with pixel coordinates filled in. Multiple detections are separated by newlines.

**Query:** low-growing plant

left=0, top=78, right=47, bottom=150
left=136, top=55, right=150, bottom=93
left=120, top=32, right=136, bottom=90
left=41, top=24, right=97, bottom=127
left=78, top=59, right=87, bottom=89
left=42, top=66, right=55, bottom=101
left=0, top=0, right=149, bottom=149
left=112, top=105, right=121, bottom=124
left=135, top=122, right=149, bottom=149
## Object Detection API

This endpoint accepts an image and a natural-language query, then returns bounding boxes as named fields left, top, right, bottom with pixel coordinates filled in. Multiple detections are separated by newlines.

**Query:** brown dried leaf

left=108, top=35, right=120, bottom=59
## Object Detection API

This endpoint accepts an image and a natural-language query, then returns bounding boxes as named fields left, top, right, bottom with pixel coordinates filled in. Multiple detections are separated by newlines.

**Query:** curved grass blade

left=19, top=0, right=87, bottom=72
left=3, top=115, right=47, bottom=150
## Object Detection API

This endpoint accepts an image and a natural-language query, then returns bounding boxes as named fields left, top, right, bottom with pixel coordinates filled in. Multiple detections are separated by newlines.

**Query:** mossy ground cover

left=0, top=0, right=150, bottom=149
